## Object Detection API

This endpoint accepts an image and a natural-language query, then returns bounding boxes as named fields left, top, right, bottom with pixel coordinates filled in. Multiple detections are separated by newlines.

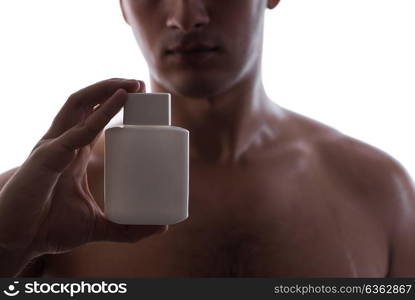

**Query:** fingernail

left=128, top=80, right=141, bottom=91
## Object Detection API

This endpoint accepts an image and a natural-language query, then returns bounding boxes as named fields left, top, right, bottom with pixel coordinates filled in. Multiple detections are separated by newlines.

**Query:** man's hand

left=0, top=78, right=167, bottom=276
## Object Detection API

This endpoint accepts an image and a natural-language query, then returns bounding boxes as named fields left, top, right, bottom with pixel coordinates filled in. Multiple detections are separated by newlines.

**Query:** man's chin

left=165, top=77, right=230, bottom=99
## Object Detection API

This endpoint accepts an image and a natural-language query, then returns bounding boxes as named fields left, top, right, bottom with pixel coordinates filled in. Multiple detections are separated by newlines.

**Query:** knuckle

left=28, top=141, right=51, bottom=162
left=67, top=92, right=81, bottom=106
left=30, top=139, right=46, bottom=154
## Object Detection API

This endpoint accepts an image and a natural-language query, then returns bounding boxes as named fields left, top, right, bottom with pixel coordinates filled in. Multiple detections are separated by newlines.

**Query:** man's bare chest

left=44, top=162, right=389, bottom=277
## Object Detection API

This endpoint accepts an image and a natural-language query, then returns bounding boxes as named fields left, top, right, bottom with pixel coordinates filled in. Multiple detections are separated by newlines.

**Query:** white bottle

left=104, top=93, right=189, bottom=225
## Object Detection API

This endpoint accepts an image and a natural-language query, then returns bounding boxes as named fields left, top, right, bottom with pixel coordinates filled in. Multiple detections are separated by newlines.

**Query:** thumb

left=91, top=216, right=168, bottom=243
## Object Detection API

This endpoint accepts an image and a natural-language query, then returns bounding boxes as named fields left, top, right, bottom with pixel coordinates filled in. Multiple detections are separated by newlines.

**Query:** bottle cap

left=123, top=93, right=171, bottom=126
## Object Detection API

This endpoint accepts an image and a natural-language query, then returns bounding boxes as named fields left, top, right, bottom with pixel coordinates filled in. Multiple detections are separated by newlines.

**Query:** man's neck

left=151, top=72, right=284, bottom=165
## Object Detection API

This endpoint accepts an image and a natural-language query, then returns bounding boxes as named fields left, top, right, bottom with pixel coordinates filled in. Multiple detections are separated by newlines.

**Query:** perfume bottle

left=104, top=93, right=189, bottom=225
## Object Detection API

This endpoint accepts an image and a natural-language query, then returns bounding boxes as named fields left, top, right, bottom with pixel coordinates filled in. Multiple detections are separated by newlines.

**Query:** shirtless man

left=1, top=0, right=414, bottom=277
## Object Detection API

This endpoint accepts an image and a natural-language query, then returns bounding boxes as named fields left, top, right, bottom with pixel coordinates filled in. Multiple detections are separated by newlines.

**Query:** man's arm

left=384, top=167, right=415, bottom=277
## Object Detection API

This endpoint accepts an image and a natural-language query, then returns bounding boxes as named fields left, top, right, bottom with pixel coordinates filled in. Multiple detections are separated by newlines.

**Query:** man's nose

left=166, top=0, right=210, bottom=32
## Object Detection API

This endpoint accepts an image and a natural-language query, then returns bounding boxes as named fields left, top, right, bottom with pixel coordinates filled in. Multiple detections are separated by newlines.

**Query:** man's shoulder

left=285, top=111, right=415, bottom=277
left=287, top=111, right=414, bottom=204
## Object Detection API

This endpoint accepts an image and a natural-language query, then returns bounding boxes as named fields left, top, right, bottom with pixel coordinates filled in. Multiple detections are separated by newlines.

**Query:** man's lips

left=163, top=40, right=222, bottom=65
left=165, top=43, right=220, bottom=55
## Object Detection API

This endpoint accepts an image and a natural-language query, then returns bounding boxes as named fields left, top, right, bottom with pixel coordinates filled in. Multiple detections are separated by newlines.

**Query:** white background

left=0, top=0, right=414, bottom=177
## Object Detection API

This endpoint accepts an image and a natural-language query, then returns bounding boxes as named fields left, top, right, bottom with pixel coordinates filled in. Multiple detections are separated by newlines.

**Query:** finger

left=137, top=80, right=146, bottom=93
left=70, top=78, right=140, bottom=106
left=42, top=78, right=142, bottom=140
left=63, top=127, right=103, bottom=178
left=33, top=89, right=128, bottom=173
left=87, top=79, right=145, bottom=119
left=91, top=216, right=168, bottom=243
left=59, top=88, right=127, bottom=150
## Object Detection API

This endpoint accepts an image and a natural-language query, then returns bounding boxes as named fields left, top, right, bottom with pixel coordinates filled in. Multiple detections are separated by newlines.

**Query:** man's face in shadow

left=120, top=0, right=279, bottom=98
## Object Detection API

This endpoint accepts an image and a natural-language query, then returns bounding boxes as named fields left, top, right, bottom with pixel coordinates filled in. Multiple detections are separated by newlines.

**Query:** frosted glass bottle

left=104, top=93, right=189, bottom=225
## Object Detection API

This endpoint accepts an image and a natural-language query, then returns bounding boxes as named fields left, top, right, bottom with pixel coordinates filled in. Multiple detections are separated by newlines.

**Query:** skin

left=1, top=0, right=415, bottom=277
left=0, top=79, right=167, bottom=277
